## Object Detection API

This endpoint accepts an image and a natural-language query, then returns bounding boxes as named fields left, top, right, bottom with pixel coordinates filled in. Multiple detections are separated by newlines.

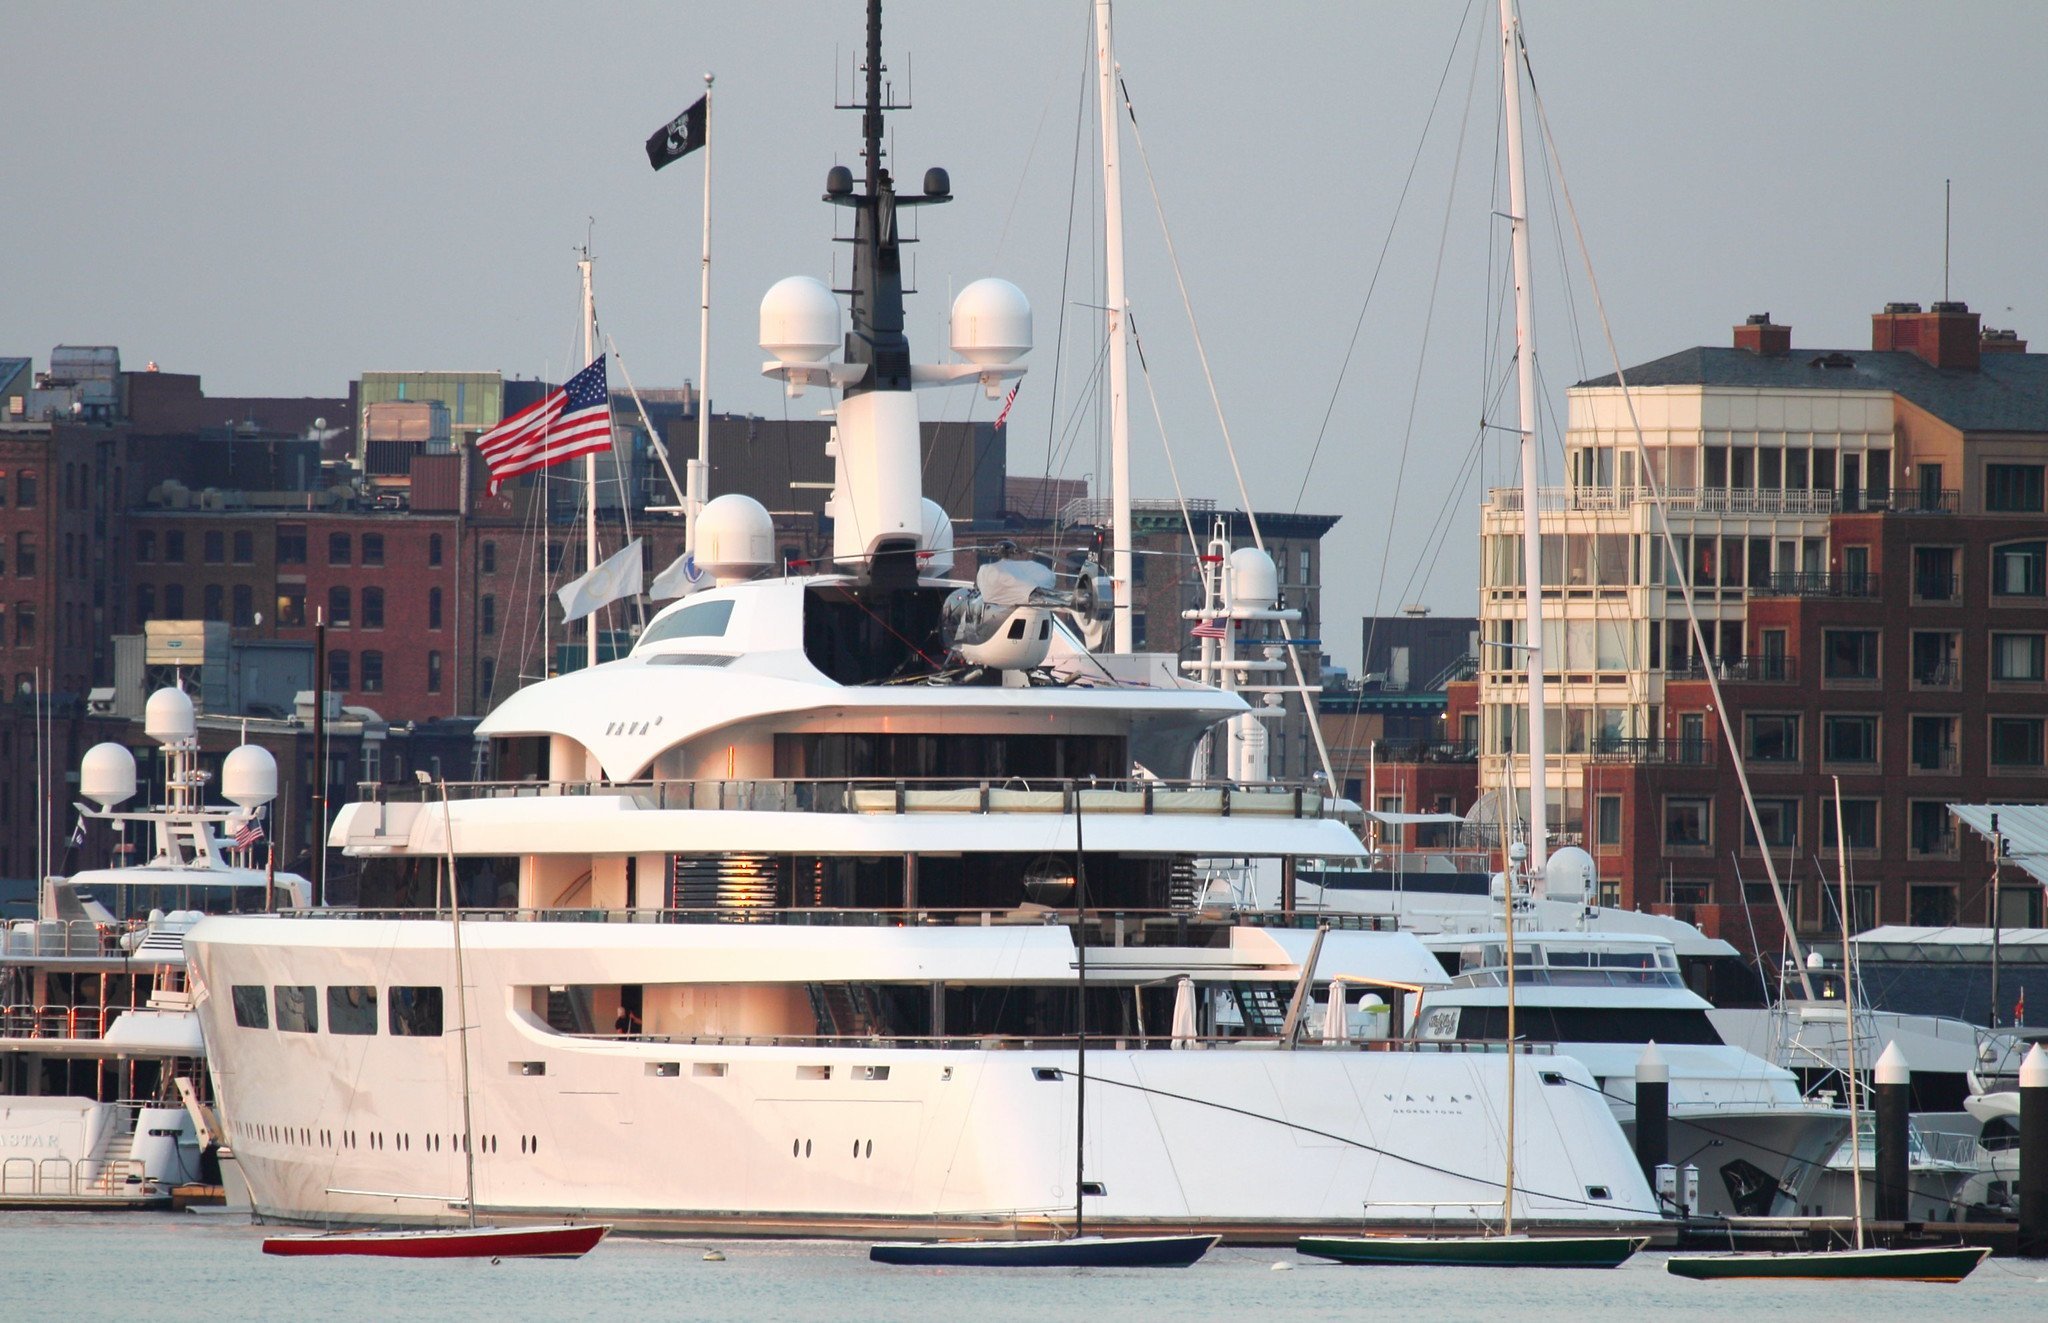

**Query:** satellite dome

left=1227, top=547, right=1278, bottom=613
left=1543, top=845, right=1598, bottom=902
left=81, top=743, right=138, bottom=810
left=143, top=687, right=195, bottom=744
left=695, top=494, right=775, bottom=584
left=918, top=498, right=956, bottom=577
left=950, top=278, right=1032, bottom=366
left=222, top=744, right=279, bottom=810
left=759, top=276, right=841, bottom=364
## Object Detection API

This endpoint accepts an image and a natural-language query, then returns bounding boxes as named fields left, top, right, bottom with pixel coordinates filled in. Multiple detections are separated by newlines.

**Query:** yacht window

left=1450, top=1006, right=1723, bottom=1045
left=327, top=986, right=378, bottom=1035
left=1547, top=951, right=1592, bottom=967
left=638, top=599, right=735, bottom=649
left=388, top=986, right=443, bottom=1037
left=232, top=985, right=269, bottom=1029
left=1596, top=951, right=1658, bottom=970
left=274, top=985, right=319, bottom=1033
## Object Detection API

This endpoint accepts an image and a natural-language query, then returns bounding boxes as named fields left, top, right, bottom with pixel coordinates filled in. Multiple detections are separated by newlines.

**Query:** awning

left=1949, top=803, right=2048, bottom=890
left=1364, top=810, right=1469, bottom=827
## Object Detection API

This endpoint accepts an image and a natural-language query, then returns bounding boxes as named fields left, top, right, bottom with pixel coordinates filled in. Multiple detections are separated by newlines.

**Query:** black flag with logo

left=646, top=95, right=707, bottom=171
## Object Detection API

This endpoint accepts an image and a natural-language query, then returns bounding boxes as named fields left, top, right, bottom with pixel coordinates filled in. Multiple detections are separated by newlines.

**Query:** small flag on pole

left=558, top=538, right=646, bottom=623
left=68, top=818, right=85, bottom=848
left=2018, top=986, right=2026, bottom=1027
left=477, top=356, right=614, bottom=495
left=1190, top=619, right=1229, bottom=640
left=234, top=816, right=265, bottom=850
left=993, top=382, right=1020, bottom=429
left=645, top=95, right=708, bottom=171
left=650, top=550, right=708, bottom=600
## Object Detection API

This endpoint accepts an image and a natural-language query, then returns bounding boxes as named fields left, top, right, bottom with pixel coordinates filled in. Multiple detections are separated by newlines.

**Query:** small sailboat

left=264, top=776, right=610, bottom=1261
left=1665, top=781, right=1988, bottom=1283
left=1298, top=1, right=1644, bottom=1272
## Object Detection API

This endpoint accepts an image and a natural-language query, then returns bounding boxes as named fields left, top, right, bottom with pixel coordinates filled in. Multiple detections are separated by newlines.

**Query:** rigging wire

left=1038, top=16, right=1096, bottom=496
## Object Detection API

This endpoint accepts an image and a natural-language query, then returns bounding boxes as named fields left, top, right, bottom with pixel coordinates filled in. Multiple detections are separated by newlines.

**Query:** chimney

left=1733, top=313, right=1790, bottom=356
left=1872, top=299, right=1981, bottom=371
left=1981, top=326, right=2029, bottom=356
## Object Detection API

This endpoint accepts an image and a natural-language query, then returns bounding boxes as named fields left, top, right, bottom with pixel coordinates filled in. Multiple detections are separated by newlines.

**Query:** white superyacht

left=186, top=0, right=1653, bottom=1240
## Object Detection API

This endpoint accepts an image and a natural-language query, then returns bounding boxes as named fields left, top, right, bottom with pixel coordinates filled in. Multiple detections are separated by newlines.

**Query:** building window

left=1909, top=715, right=1958, bottom=772
left=480, top=658, right=497, bottom=698
left=163, top=584, right=183, bottom=617
left=360, top=651, right=383, bottom=693
left=328, top=650, right=351, bottom=689
left=428, top=587, right=442, bottom=630
left=1822, top=629, right=1879, bottom=680
left=15, top=471, right=35, bottom=507
left=481, top=595, right=496, bottom=637
left=327, top=586, right=351, bottom=626
left=1910, top=884, right=1957, bottom=926
left=1990, top=717, right=2046, bottom=768
left=203, top=584, right=225, bottom=621
left=1992, top=633, right=2045, bottom=682
left=1664, top=797, right=1710, bottom=849
left=1993, top=541, right=2046, bottom=597
left=362, top=534, right=385, bottom=567
left=1986, top=463, right=2045, bottom=513
left=1821, top=799, right=1879, bottom=852
left=1908, top=801, right=1955, bottom=858
left=1912, top=546, right=1958, bottom=601
left=1742, top=797, right=1799, bottom=851
left=427, top=650, right=442, bottom=693
left=1822, top=714, right=1879, bottom=764
left=277, top=585, right=305, bottom=627
left=1744, top=714, right=1800, bottom=763
left=164, top=530, right=185, bottom=563
left=361, top=586, right=384, bottom=629
left=136, top=531, right=156, bottom=562
left=232, top=530, right=254, bottom=564
left=277, top=525, right=307, bottom=565
left=204, top=530, right=225, bottom=564
left=1593, top=794, right=1622, bottom=846
left=15, top=604, right=34, bottom=646
left=135, top=584, right=155, bottom=623
left=232, top=584, right=254, bottom=627
left=1911, top=630, right=1960, bottom=687
left=329, top=532, right=352, bottom=566
left=14, top=534, right=32, bottom=578
left=429, top=534, right=443, bottom=567
left=481, top=541, right=497, bottom=575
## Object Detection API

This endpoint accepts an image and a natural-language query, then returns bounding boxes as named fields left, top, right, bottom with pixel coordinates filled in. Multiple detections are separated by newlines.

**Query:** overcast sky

left=6, top=2, right=2043, bottom=670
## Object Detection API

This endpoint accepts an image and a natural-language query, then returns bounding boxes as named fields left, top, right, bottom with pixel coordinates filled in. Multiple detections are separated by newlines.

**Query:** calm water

left=7, top=1212, right=2045, bottom=1321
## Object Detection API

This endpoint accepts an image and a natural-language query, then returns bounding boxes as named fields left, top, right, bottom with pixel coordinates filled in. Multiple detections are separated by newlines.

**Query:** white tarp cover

left=1949, top=803, right=2048, bottom=890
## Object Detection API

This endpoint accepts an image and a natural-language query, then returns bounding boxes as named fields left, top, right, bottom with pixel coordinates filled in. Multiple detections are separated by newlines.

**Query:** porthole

left=865, top=1140, right=872, bottom=1159
left=804, top=1139, right=812, bottom=1158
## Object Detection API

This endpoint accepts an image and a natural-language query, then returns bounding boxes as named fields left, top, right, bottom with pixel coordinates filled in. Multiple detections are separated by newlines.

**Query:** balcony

left=1588, top=737, right=1717, bottom=766
left=1488, top=486, right=1840, bottom=516
left=1909, top=744, right=1960, bottom=773
left=1668, top=655, right=1797, bottom=683
left=1369, top=741, right=1480, bottom=765
left=1754, top=571, right=1882, bottom=599
left=1911, top=660, right=1960, bottom=689
left=1860, top=488, right=1960, bottom=514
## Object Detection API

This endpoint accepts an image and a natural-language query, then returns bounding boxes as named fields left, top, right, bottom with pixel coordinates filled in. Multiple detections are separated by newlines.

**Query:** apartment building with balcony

left=1474, top=301, right=2048, bottom=944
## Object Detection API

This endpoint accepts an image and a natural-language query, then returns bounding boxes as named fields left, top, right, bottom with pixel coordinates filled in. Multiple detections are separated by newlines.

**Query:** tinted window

left=232, top=985, right=269, bottom=1029
left=327, top=985, right=377, bottom=1035
left=639, top=599, right=735, bottom=648
left=274, top=985, right=319, bottom=1033
left=388, top=986, right=444, bottom=1037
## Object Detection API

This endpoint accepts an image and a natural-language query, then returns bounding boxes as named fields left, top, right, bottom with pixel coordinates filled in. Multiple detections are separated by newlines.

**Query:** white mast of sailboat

left=689, top=73, right=715, bottom=555
left=1095, top=0, right=1133, bottom=653
left=431, top=774, right=479, bottom=1230
left=1501, top=0, right=1547, bottom=873
left=1831, top=776, right=1865, bottom=1249
left=578, top=255, right=601, bottom=671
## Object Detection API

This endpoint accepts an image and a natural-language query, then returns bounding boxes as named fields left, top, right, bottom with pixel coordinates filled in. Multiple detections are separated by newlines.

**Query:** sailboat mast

left=1095, top=0, right=1132, bottom=653
left=1073, top=785, right=1089, bottom=1238
left=580, top=257, right=600, bottom=671
left=1500, top=0, right=1547, bottom=870
left=439, top=780, right=479, bottom=1229
left=1504, top=836, right=1519, bottom=1236
left=1832, top=776, right=1865, bottom=1249
left=691, top=74, right=715, bottom=554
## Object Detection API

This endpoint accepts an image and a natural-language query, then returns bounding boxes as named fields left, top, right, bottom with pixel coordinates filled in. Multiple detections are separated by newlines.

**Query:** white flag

left=649, top=551, right=709, bottom=600
left=557, top=538, right=644, bottom=623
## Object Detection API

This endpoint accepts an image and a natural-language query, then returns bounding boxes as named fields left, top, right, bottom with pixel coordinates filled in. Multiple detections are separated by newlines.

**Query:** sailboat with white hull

left=186, top=0, right=1655, bottom=1244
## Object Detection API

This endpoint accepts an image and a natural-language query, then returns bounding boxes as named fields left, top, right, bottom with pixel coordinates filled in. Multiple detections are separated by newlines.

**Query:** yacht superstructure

left=187, top=0, right=1655, bottom=1239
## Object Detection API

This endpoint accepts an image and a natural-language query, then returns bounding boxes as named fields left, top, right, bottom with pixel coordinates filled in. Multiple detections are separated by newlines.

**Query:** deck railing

left=0, top=1156, right=148, bottom=1198
left=350, top=775, right=1340, bottom=822
left=282, top=906, right=1399, bottom=940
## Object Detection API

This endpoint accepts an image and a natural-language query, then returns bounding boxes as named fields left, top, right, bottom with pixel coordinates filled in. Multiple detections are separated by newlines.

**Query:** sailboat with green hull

left=1666, top=1245, right=1991, bottom=1283
left=1296, top=1234, right=1645, bottom=1270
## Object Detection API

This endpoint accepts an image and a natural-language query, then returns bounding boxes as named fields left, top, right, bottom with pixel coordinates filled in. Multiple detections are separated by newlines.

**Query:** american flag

left=1190, top=619, right=1229, bottom=640
left=233, top=817, right=264, bottom=850
left=993, top=382, right=1021, bottom=429
left=477, top=355, right=614, bottom=495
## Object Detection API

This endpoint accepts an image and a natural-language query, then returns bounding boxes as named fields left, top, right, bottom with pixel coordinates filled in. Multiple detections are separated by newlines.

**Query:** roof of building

left=0, top=358, right=30, bottom=398
left=1576, top=346, right=2048, bottom=434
